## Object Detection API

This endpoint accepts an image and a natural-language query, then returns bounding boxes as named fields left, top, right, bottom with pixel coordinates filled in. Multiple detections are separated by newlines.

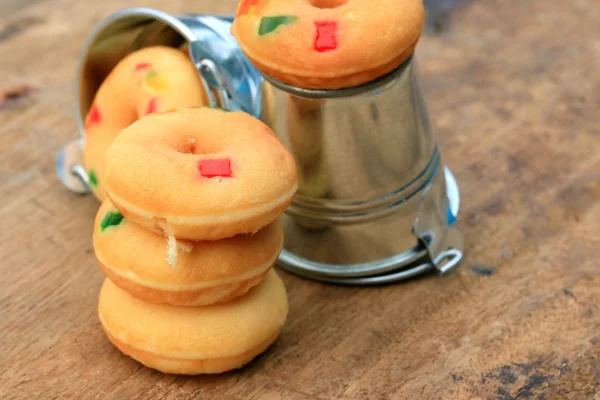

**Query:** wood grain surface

left=1, top=0, right=599, bottom=399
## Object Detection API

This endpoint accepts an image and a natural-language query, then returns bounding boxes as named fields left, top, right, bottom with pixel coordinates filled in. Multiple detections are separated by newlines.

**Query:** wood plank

left=1, top=0, right=599, bottom=398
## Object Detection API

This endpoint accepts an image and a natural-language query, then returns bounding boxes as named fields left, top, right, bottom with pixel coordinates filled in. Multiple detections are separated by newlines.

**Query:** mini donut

left=231, top=0, right=425, bottom=89
left=98, top=270, right=288, bottom=375
left=104, top=107, right=298, bottom=241
left=83, top=46, right=208, bottom=201
left=93, top=199, right=283, bottom=306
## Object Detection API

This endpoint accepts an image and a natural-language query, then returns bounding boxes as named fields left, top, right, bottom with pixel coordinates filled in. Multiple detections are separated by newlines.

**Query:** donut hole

left=175, top=137, right=200, bottom=155
left=173, top=137, right=223, bottom=156
left=308, top=0, right=348, bottom=9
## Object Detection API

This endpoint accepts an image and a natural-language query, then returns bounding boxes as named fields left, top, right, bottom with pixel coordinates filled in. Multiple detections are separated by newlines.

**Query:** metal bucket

left=56, top=7, right=464, bottom=285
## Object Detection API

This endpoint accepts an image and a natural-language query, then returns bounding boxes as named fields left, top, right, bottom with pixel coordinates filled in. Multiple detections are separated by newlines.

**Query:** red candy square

left=237, top=0, right=259, bottom=16
left=145, top=98, right=157, bottom=115
left=199, top=158, right=232, bottom=178
left=85, top=104, right=102, bottom=129
left=134, top=62, right=152, bottom=71
left=314, top=21, right=338, bottom=52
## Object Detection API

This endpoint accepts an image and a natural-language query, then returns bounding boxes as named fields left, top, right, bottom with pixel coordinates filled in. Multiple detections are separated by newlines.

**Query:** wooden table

left=1, top=0, right=599, bottom=398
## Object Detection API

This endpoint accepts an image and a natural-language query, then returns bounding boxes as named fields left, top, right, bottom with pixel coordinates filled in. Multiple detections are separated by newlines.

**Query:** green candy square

left=88, top=170, right=98, bottom=188
left=258, top=16, right=298, bottom=36
left=100, top=210, right=124, bottom=231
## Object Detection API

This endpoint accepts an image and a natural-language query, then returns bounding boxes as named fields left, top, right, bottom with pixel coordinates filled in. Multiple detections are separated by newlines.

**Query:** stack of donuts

left=81, top=0, right=426, bottom=375
left=87, top=71, right=297, bottom=372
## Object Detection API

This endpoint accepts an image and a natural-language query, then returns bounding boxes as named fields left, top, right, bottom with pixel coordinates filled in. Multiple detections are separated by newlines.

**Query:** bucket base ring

left=276, top=167, right=463, bottom=285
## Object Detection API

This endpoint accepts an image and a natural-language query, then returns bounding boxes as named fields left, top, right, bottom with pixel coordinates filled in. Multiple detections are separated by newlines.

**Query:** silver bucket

left=56, top=7, right=464, bottom=285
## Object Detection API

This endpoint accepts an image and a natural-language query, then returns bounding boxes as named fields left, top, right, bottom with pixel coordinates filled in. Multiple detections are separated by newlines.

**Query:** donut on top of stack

left=103, top=107, right=298, bottom=244
left=95, top=106, right=297, bottom=375
left=231, top=0, right=425, bottom=89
